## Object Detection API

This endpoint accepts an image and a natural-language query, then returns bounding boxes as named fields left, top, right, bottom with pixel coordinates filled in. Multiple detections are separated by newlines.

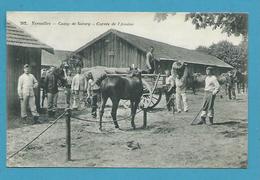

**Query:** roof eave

left=159, top=58, right=233, bottom=69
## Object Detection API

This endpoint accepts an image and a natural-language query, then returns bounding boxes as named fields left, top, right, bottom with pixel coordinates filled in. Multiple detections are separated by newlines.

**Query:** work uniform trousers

left=91, top=94, right=98, bottom=117
left=176, top=91, right=188, bottom=112
left=200, top=91, right=216, bottom=118
left=47, top=92, right=58, bottom=113
left=228, top=85, right=236, bottom=100
left=164, top=86, right=175, bottom=111
left=20, top=95, right=39, bottom=118
left=64, top=87, right=72, bottom=108
left=72, top=90, right=85, bottom=109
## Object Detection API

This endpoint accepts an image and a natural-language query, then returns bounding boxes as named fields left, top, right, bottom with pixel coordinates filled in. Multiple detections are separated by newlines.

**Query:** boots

left=197, top=116, right=206, bottom=125
left=209, top=117, right=214, bottom=125
left=21, top=116, right=28, bottom=124
left=33, top=116, right=41, bottom=124
left=48, top=111, right=53, bottom=118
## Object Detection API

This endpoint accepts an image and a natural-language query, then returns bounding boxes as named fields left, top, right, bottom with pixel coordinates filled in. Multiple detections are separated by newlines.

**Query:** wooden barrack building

left=74, top=29, right=232, bottom=75
left=7, top=21, right=53, bottom=116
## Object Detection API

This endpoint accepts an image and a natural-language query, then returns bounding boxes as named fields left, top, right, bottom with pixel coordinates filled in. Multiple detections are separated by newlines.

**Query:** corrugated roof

left=75, top=29, right=232, bottom=68
left=42, top=50, right=72, bottom=66
left=6, top=21, right=54, bottom=53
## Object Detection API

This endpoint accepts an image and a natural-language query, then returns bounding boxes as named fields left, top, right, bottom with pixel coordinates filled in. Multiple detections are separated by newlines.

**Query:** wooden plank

left=91, top=46, right=94, bottom=66
left=101, top=39, right=105, bottom=67
left=119, top=40, right=122, bottom=67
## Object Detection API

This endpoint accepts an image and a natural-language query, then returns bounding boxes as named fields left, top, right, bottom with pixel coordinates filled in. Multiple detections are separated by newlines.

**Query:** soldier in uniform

left=17, top=64, right=40, bottom=124
left=164, top=70, right=175, bottom=111
left=71, top=67, right=88, bottom=110
left=144, top=46, right=157, bottom=74
left=87, top=72, right=100, bottom=118
left=227, top=70, right=236, bottom=100
left=63, top=69, right=73, bottom=107
left=44, top=66, right=59, bottom=117
left=172, top=61, right=189, bottom=113
left=196, top=66, right=220, bottom=125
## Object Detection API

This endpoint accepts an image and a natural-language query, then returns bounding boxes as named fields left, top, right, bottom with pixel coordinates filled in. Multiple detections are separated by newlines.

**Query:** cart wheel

left=141, top=90, right=162, bottom=109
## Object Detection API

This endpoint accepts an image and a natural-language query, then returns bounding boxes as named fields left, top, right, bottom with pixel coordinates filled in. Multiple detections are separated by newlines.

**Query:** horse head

left=129, top=67, right=142, bottom=80
left=53, top=66, right=67, bottom=87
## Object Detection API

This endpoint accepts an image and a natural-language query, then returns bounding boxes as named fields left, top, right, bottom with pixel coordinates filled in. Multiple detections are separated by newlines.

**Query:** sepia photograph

left=6, top=12, right=248, bottom=168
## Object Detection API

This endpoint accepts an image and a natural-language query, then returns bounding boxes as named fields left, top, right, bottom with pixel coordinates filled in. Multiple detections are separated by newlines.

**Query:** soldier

left=164, top=70, right=175, bottom=111
left=172, top=61, right=189, bottom=113
left=197, top=66, right=220, bottom=125
left=145, top=46, right=156, bottom=74
left=71, top=67, right=88, bottom=110
left=227, top=70, right=236, bottom=100
left=87, top=72, right=100, bottom=118
left=44, top=66, right=59, bottom=117
left=63, top=69, right=73, bottom=107
left=40, top=68, right=47, bottom=108
left=17, top=64, right=40, bottom=124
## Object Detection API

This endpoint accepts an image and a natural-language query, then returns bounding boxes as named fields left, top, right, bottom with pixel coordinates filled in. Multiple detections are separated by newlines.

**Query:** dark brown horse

left=98, top=68, right=143, bottom=130
left=40, top=66, right=68, bottom=107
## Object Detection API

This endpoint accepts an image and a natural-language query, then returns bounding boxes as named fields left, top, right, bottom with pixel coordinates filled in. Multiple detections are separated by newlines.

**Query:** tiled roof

left=75, top=29, right=232, bottom=68
left=6, top=21, right=53, bottom=53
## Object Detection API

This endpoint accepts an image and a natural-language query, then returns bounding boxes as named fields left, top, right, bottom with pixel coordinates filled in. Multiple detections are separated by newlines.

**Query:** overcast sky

left=7, top=12, right=243, bottom=51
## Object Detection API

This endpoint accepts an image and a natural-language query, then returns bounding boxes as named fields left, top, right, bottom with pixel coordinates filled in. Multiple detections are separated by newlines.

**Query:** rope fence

left=7, top=111, right=67, bottom=160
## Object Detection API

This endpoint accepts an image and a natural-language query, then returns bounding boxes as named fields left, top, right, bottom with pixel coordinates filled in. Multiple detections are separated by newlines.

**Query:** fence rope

left=71, top=109, right=143, bottom=123
left=7, top=111, right=67, bottom=160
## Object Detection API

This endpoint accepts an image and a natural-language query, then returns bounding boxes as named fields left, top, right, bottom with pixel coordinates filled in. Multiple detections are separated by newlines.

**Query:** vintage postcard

left=6, top=12, right=247, bottom=168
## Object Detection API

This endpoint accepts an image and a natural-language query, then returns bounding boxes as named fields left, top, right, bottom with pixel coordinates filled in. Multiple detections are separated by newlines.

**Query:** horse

left=39, top=65, right=67, bottom=108
left=98, top=68, right=143, bottom=131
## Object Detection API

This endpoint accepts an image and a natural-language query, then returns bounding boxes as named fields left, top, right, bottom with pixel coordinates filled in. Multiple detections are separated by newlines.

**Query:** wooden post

left=143, top=109, right=147, bottom=128
left=65, top=108, right=71, bottom=161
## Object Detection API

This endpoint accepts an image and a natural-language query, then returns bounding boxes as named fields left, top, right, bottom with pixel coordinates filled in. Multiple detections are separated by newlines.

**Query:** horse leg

left=111, top=99, right=120, bottom=129
left=99, top=95, right=108, bottom=131
left=131, top=100, right=139, bottom=129
left=192, top=82, right=196, bottom=95
left=41, top=89, right=45, bottom=108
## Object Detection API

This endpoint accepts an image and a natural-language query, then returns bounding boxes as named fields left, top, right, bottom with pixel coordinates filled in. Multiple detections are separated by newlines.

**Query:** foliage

left=195, top=46, right=209, bottom=54
left=195, top=40, right=247, bottom=71
left=185, top=13, right=247, bottom=37
left=154, top=13, right=176, bottom=22
left=154, top=13, right=248, bottom=71
left=154, top=13, right=248, bottom=37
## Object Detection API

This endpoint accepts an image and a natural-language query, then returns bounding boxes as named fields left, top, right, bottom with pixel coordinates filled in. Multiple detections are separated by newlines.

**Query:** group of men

left=18, top=64, right=98, bottom=124
left=18, top=45, right=222, bottom=126
left=164, top=65, right=220, bottom=125
left=145, top=46, right=220, bottom=125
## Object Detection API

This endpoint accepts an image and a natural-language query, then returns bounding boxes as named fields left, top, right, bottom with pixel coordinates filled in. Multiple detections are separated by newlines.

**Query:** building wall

left=77, top=33, right=230, bottom=75
left=7, top=46, right=41, bottom=116
left=78, top=33, right=146, bottom=69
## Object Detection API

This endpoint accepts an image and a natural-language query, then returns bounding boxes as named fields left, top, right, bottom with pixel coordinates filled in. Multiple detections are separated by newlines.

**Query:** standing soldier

left=71, top=67, right=88, bottom=110
left=227, top=70, right=236, bottom=100
left=17, top=64, right=40, bottom=124
left=87, top=72, right=100, bottom=118
left=172, top=61, right=189, bottom=113
left=197, top=66, right=220, bottom=125
left=45, top=66, right=59, bottom=117
left=63, top=69, right=73, bottom=108
left=40, top=68, right=47, bottom=108
left=145, top=46, right=157, bottom=74
left=164, top=70, right=175, bottom=111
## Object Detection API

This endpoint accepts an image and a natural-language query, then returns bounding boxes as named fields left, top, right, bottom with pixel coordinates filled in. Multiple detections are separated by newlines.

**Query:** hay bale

left=82, top=66, right=130, bottom=80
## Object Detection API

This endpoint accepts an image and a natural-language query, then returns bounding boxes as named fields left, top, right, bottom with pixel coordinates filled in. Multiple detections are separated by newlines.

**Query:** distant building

left=74, top=29, right=232, bottom=74
left=41, top=50, right=72, bottom=69
left=7, top=21, right=53, bottom=115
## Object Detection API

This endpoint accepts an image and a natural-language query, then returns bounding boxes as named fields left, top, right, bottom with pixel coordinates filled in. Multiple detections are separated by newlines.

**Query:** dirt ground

left=7, top=90, right=247, bottom=168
